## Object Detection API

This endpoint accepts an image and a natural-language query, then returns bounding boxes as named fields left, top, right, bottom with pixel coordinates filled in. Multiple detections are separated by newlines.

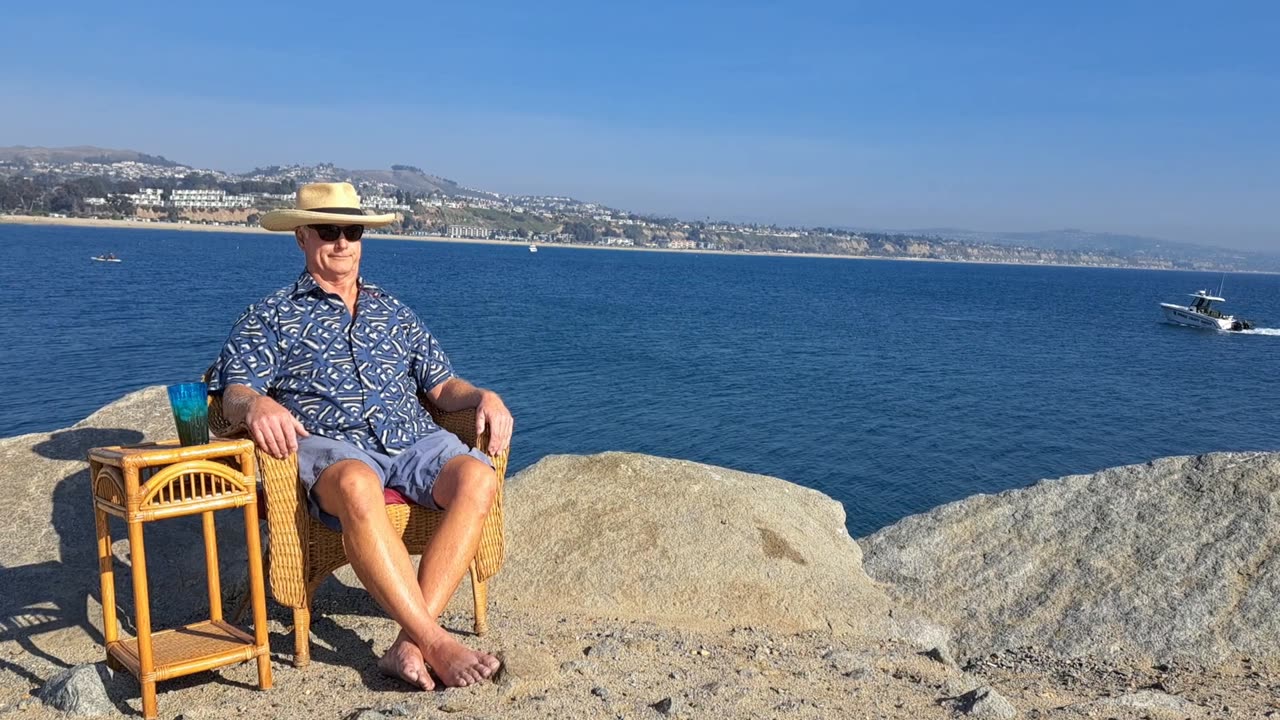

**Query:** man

left=209, top=182, right=509, bottom=689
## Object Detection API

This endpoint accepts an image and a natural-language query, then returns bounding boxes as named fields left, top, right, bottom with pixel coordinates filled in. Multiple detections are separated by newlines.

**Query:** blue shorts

left=296, top=431, right=493, bottom=531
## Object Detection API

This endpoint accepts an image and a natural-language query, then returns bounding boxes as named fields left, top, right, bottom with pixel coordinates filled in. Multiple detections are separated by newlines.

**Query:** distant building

left=446, top=225, right=491, bottom=239
left=128, top=188, right=165, bottom=207
left=362, top=195, right=407, bottom=210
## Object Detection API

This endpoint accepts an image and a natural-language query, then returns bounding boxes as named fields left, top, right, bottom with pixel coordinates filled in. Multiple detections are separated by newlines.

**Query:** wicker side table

left=88, top=439, right=271, bottom=719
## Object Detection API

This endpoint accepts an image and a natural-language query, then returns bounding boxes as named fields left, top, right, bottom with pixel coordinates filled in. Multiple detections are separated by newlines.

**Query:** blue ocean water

left=3, top=224, right=1278, bottom=535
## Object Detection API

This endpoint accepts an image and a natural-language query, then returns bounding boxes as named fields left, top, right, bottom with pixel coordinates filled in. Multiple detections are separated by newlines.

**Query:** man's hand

left=475, top=391, right=513, bottom=455
left=245, top=394, right=310, bottom=459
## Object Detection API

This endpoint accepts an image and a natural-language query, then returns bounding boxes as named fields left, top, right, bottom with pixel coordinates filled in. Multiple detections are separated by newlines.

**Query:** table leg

left=127, top=519, right=157, bottom=719
left=95, top=505, right=119, bottom=667
left=202, top=511, right=222, bottom=621
left=243, top=503, right=272, bottom=690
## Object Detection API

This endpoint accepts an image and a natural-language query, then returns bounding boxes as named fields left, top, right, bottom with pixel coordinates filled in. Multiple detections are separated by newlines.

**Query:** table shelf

left=108, top=620, right=263, bottom=682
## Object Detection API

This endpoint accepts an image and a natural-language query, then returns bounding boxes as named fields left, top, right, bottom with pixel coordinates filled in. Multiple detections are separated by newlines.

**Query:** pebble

left=822, top=649, right=869, bottom=677
left=650, top=696, right=677, bottom=715
left=585, top=637, right=624, bottom=659
left=560, top=659, right=592, bottom=674
left=958, top=685, right=1017, bottom=719
left=591, top=686, right=610, bottom=700
left=922, top=646, right=959, bottom=668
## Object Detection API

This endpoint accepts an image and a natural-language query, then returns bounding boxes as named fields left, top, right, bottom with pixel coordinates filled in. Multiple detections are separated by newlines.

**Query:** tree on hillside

left=562, top=221, right=597, bottom=244
left=0, top=177, right=44, bottom=213
left=109, top=195, right=136, bottom=217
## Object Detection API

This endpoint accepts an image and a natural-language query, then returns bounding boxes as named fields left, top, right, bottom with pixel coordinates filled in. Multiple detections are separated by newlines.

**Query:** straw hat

left=260, top=182, right=396, bottom=231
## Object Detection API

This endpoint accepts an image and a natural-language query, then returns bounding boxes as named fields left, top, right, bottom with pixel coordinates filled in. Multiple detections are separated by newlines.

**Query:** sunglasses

left=308, top=224, right=365, bottom=242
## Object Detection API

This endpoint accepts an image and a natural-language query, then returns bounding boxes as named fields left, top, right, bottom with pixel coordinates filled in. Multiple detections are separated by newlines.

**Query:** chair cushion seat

left=256, top=485, right=415, bottom=514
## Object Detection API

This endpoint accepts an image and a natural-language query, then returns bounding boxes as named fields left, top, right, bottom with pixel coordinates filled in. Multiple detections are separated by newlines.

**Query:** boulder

left=494, top=452, right=893, bottom=636
left=861, top=452, right=1280, bottom=663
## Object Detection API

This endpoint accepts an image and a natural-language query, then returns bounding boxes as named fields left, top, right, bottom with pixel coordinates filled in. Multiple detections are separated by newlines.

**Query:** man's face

left=297, top=224, right=363, bottom=278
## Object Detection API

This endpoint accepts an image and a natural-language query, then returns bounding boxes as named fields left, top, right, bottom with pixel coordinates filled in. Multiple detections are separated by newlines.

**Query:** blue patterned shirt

left=209, top=271, right=454, bottom=454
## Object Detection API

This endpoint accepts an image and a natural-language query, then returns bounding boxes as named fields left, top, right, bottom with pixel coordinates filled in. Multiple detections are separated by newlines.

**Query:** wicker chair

left=206, top=391, right=507, bottom=667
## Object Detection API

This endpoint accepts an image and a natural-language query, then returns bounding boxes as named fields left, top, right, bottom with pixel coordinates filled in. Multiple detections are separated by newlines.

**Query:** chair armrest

left=423, top=397, right=508, bottom=581
left=257, top=449, right=310, bottom=607
left=206, top=389, right=244, bottom=439
left=205, top=380, right=309, bottom=604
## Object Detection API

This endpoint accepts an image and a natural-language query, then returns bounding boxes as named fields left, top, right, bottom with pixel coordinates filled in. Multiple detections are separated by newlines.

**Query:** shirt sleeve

left=403, top=306, right=455, bottom=392
left=207, top=304, right=282, bottom=396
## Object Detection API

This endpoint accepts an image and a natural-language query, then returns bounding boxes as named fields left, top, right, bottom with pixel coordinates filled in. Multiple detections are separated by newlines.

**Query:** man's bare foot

left=378, top=635, right=435, bottom=691
left=421, top=634, right=501, bottom=687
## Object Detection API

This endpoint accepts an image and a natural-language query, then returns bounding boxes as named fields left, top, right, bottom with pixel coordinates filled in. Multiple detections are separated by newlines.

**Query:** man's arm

left=426, top=377, right=512, bottom=456
left=222, top=384, right=310, bottom=460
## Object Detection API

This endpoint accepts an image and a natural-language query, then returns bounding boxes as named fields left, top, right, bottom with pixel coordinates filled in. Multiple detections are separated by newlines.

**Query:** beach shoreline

left=1, top=213, right=1265, bottom=274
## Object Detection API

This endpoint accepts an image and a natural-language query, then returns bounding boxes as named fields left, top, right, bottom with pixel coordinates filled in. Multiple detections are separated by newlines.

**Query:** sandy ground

left=3, top=591, right=1279, bottom=719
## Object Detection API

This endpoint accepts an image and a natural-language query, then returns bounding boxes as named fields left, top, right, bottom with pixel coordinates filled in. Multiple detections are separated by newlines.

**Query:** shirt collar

left=290, top=270, right=383, bottom=300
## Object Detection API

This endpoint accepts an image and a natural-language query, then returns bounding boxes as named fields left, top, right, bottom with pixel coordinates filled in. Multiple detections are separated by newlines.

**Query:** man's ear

left=295, top=228, right=304, bottom=249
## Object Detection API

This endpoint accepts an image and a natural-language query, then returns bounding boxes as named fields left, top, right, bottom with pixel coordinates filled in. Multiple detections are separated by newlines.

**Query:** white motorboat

left=528, top=243, right=538, bottom=253
left=1160, top=290, right=1253, bottom=332
left=91, top=254, right=122, bottom=263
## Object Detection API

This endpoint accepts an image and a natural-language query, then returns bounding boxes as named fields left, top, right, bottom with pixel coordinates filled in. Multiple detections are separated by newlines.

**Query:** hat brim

left=260, top=208, right=397, bottom=231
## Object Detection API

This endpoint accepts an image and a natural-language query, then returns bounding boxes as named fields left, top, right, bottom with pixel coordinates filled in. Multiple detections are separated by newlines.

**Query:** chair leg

left=470, top=564, right=488, bottom=636
left=293, top=605, right=311, bottom=668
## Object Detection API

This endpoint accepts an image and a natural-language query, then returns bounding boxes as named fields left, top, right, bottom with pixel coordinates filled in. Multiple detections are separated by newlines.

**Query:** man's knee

left=315, top=459, right=384, bottom=522
left=435, top=456, right=497, bottom=514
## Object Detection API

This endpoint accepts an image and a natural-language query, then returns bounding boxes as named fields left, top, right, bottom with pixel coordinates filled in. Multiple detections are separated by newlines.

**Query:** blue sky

left=3, top=1, right=1277, bottom=250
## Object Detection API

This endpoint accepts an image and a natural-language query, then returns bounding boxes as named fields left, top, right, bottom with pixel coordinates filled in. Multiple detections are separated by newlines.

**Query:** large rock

left=494, top=452, right=893, bottom=636
left=860, top=452, right=1280, bottom=664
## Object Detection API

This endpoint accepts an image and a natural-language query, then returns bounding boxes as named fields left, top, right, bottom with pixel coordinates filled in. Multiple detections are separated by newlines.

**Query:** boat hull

left=1160, top=304, right=1235, bottom=331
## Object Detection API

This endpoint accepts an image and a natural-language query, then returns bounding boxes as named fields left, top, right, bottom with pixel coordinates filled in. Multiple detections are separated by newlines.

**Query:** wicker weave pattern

left=207, top=388, right=507, bottom=665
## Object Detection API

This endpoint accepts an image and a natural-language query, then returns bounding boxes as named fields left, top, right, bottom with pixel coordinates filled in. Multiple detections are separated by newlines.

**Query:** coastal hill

left=0, top=146, right=181, bottom=167
left=2, top=389, right=1278, bottom=717
left=3, top=144, right=1278, bottom=272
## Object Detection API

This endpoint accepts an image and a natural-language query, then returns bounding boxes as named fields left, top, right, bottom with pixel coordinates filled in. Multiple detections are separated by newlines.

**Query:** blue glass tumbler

left=167, top=382, right=210, bottom=446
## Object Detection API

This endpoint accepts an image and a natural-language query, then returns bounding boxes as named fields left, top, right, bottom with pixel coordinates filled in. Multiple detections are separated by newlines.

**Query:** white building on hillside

left=128, top=188, right=166, bottom=207
left=446, top=225, right=491, bottom=239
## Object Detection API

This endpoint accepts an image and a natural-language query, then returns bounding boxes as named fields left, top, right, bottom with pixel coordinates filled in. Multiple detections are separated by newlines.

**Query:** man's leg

left=312, top=459, right=496, bottom=688
left=418, top=455, right=499, bottom=618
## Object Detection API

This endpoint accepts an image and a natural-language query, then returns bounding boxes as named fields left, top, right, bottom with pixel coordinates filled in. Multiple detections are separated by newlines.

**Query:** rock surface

left=495, top=451, right=894, bottom=637
left=35, top=664, right=117, bottom=716
left=4, top=390, right=1280, bottom=718
left=861, top=452, right=1280, bottom=664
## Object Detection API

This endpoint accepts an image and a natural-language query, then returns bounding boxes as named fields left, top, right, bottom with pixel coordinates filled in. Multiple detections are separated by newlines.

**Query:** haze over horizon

left=3, top=1, right=1276, bottom=252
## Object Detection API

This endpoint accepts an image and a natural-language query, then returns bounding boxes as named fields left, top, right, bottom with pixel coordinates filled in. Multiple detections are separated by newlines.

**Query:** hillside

left=2, top=145, right=1276, bottom=272
left=0, top=145, right=180, bottom=166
